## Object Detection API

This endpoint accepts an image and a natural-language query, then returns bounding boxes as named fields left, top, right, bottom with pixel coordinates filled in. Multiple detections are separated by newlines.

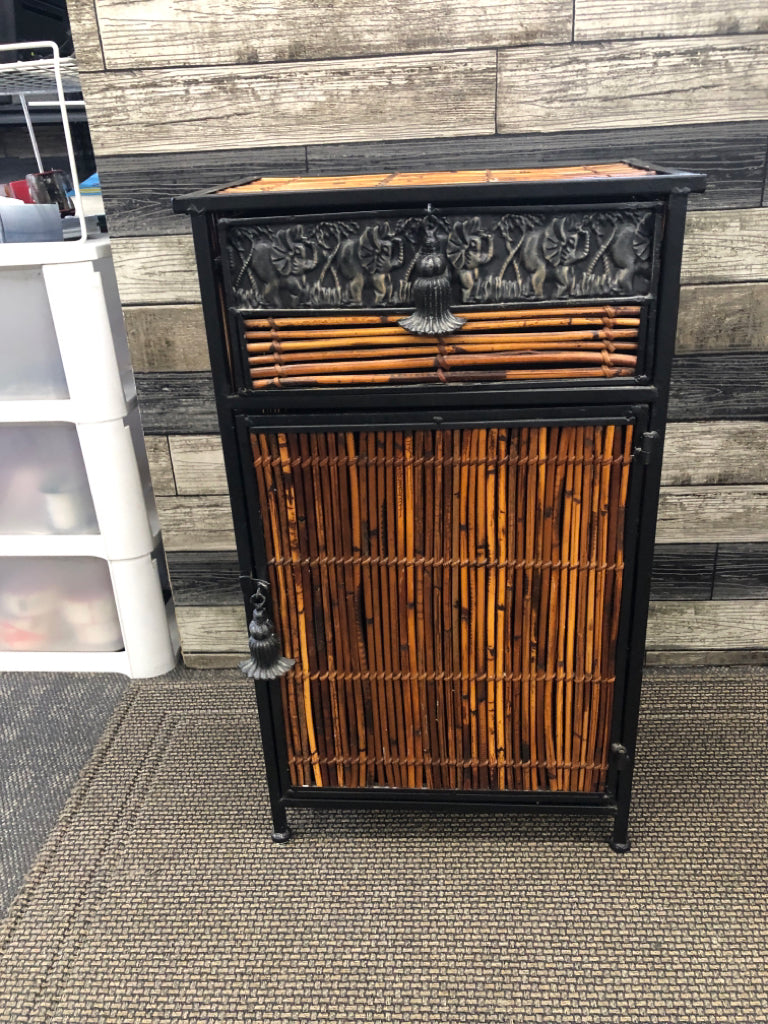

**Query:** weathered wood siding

left=66, top=2, right=768, bottom=664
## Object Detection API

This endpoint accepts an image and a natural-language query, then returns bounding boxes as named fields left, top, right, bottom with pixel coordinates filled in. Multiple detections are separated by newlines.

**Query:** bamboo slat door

left=249, top=419, right=635, bottom=794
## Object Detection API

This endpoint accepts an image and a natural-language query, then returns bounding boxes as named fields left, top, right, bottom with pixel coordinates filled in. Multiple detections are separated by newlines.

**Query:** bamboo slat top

left=218, top=164, right=655, bottom=196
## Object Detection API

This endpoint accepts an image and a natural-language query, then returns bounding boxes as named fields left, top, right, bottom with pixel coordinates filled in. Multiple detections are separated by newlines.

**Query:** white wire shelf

left=0, top=55, right=80, bottom=96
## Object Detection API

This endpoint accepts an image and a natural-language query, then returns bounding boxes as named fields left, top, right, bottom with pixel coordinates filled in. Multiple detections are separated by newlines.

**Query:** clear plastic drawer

left=0, top=267, right=69, bottom=400
left=0, top=423, right=98, bottom=534
left=0, top=557, right=123, bottom=652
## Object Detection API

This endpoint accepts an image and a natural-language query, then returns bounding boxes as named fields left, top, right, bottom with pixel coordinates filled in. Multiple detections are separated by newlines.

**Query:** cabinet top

left=173, top=161, right=705, bottom=215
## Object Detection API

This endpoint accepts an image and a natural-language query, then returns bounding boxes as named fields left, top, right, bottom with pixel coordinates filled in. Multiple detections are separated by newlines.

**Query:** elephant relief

left=446, top=217, right=494, bottom=302
left=589, top=215, right=652, bottom=293
left=358, top=223, right=405, bottom=304
left=520, top=215, right=591, bottom=298
left=232, top=225, right=319, bottom=306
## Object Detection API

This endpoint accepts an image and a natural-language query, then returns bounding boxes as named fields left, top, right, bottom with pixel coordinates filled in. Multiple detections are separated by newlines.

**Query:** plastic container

left=0, top=265, right=69, bottom=399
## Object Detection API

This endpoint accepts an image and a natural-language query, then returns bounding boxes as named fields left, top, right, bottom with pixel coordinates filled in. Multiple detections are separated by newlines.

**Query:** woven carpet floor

left=0, top=665, right=766, bottom=1023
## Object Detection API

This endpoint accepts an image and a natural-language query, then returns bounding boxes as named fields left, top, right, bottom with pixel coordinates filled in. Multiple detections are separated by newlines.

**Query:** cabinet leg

left=270, top=803, right=292, bottom=843
left=609, top=811, right=631, bottom=854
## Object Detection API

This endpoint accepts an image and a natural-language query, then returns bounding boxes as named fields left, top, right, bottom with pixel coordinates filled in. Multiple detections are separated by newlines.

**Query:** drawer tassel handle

left=240, top=581, right=295, bottom=680
left=399, top=219, right=466, bottom=337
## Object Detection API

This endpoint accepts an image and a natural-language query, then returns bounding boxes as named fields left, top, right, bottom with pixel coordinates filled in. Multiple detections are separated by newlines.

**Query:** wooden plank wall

left=66, top=1, right=768, bottom=667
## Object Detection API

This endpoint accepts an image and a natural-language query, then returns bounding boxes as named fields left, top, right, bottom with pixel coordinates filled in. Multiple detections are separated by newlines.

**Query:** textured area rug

left=0, top=666, right=766, bottom=1024
left=1, top=670, right=131, bottom=912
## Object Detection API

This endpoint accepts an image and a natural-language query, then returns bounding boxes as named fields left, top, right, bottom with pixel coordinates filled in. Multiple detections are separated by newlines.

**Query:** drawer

left=239, top=304, right=643, bottom=390
left=221, top=205, right=660, bottom=312
left=220, top=204, right=659, bottom=392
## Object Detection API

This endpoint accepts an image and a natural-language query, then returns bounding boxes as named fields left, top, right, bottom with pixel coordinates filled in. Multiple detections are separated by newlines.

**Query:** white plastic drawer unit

left=0, top=556, right=123, bottom=653
left=0, top=265, right=69, bottom=400
left=0, top=423, right=98, bottom=535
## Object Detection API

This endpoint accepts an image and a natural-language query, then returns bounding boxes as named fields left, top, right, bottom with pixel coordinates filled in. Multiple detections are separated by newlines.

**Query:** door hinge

left=634, top=430, right=660, bottom=465
left=610, top=743, right=632, bottom=770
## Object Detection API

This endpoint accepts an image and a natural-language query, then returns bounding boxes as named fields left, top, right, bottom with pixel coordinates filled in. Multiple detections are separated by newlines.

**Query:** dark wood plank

left=88, top=0, right=570, bottom=70
left=169, top=544, right=716, bottom=605
left=497, top=37, right=768, bottom=134
left=677, top=283, right=768, bottom=352
left=713, top=543, right=768, bottom=600
left=79, top=52, right=497, bottom=156
left=575, top=1, right=768, bottom=41
left=135, top=373, right=218, bottom=435
left=135, top=358, right=768, bottom=434
left=166, top=551, right=241, bottom=606
left=98, top=148, right=308, bottom=238
left=308, top=122, right=768, bottom=212
left=650, top=544, right=716, bottom=601
left=669, top=354, right=768, bottom=420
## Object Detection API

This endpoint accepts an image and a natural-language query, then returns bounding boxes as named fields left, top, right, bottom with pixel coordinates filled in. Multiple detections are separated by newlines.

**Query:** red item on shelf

left=8, top=180, right=33, bottom=203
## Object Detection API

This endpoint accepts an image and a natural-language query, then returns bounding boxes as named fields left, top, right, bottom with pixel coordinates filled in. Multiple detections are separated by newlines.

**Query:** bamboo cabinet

left=174, top=163, right=705, bottom=851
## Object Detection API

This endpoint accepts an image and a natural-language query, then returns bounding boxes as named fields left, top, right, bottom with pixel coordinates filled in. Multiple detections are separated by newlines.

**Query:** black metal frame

left=179, top=165, right=703, bottom=852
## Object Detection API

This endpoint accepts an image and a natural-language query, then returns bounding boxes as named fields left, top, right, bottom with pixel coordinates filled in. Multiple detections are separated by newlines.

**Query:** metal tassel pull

left=240, top=582, right=295, bottom=680
left=399, top=218, right=466, bottom=336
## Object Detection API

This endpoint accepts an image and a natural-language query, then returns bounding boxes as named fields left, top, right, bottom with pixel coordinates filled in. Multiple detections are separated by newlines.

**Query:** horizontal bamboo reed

left=251, top=423, right=632, bottom=794
left=243, top=306, right=641, bottom=388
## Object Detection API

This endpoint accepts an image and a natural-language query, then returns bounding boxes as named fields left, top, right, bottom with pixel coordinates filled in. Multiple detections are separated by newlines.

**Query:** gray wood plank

left=175, top=600, right=768, bottom=652
left=677, top=284, right=768, bottom=352
left=497, top=36, right=768, bottom=133
left=182, top=652, right=243, bottom=668
left=156, top=496, right=235, bottom=551
left=668, top=354, right=768, bottom=421
left=656, top=485, right=768, bottom=544
left=160, top=422, right=768, bottom=491
left=98, top=148, right=308, bottom=238
left=713, top=543, right=768, bottom=600
left=644, top=648, right=768, bottom=666
left=681, top=209, right=768, bottom=284
left=109, top=207, right=768, bottom=307
left=123, top=305, right=210, bottom=373
left=91, top=0, right=570, bottom=70
left=135, top=373, right=218, bottom=435
left=650, top=544, right=716, bottom=601
left=111, top=235, right=199, bottom=305
left=79, top=52, right=497, bottom=156
left=168, top=436, right=229, bottom=494
left=662, top=422, right=768, bottom=485
left=646, top=599, right=768, bottom=649
left=154, top=482, right=768, bottom=551
left=575, top=1, right=768, bottom=41
left=166, top=551, right=241, bottom=606
left=66, top=0, right=105, bottom=71
left=307, top=123, right=768, bottom=212
left=144, top=436, right=176, bottom=496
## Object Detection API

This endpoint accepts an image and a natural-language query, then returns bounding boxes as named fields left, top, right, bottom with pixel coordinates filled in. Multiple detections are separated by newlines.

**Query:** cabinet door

left=238, top=407, right=646, bottom=796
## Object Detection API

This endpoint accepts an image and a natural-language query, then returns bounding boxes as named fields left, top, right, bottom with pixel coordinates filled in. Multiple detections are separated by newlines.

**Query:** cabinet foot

left=609, top=833, right=631, bottom=854
left=271, top=826, right=293, bottom=843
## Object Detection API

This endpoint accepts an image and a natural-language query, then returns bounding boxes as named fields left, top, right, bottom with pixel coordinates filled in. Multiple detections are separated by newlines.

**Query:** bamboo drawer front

left=174, top=162, right=705, bottom=850
left=241, top=306, right=641, bottom=389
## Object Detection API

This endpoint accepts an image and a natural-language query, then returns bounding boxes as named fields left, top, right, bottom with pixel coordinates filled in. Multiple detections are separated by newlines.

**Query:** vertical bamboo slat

left=249, top=421, right=632, bottom=794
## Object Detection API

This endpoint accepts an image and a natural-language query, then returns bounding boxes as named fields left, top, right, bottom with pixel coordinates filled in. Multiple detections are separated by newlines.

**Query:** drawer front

left=241, top=304, right=643, bottom=389
left=241, top=412, right=639, bottom=795
left=222, top=205, right=660, bottom=313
